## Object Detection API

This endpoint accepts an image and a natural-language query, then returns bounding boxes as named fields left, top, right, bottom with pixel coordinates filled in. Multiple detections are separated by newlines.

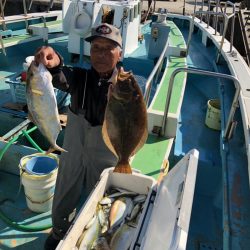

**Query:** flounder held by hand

left=26, top=61, right=66, bottom=153
left=102, top=70, right=148, bottom=174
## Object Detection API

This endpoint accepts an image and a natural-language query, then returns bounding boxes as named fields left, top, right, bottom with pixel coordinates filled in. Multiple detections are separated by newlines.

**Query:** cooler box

left=57, top=149, right=199, bottom=250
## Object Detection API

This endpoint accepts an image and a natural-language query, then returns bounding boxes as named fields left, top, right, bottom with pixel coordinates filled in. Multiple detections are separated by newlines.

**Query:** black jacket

left=49, top=62, right=111, bottom=126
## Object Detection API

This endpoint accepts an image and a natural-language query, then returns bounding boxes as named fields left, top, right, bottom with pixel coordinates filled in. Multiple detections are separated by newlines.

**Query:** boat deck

left=0, top=171, right=51, bottom=249
left=0, top=11, right=250, bottom=249
left=0, top=18, right=189, bottom=249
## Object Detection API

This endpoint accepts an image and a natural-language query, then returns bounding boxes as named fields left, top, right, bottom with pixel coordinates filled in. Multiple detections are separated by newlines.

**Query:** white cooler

left=57, top=149, right=199, bottom=250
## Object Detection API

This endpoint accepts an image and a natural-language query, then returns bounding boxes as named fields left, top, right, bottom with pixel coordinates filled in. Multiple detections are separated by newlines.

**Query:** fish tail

left=113, top=162, right=132, bottom=174
left=46, top=144, right=67, bottom=154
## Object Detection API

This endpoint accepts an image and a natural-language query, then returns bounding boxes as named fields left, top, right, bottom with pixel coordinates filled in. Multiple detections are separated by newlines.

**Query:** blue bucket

left=25, top=156, right=58, bottom=175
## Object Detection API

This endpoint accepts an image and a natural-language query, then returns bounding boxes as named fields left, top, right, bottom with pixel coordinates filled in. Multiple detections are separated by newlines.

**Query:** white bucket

left=19, top=153, right=59, bottom=213
left=205, top=99, right=221, bottom=131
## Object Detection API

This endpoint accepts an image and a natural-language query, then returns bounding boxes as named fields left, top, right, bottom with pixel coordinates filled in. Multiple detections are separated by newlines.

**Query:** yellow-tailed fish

left=109, top=197, right=133, bottom=231
left=26, top=61, right=66, bottom=154
left=76, top=215, right=100, bottom=250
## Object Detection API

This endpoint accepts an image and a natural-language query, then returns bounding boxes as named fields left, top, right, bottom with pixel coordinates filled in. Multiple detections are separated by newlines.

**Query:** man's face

left=90, top=37, right=122, bottom=74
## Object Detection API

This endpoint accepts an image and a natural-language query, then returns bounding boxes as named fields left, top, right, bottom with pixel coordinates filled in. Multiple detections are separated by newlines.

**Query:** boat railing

left=162, top=67, right=240, bottom=141
left=143, top=0, right=154, bottom=24
left=0, top=0, right=56, bottom=55
left=187, top=7, right=236, bottom=63
left=143, top=37, right=169, bottom=107
left=0, top=14, right=48, bottom=55
left=223, top=1, right=236, bottom=51
left=28, top=0, right=55, bottom=13
left=0, top=0, right=7, bottom=30
left=238, top=9, right=250, bottom=65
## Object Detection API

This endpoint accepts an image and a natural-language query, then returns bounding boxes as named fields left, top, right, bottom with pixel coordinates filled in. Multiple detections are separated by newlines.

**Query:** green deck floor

left=153, top=56, right=186, bottom=113
left=131, top=21, right=187, bottom=179
left=131, top=134, right=171, bottom=179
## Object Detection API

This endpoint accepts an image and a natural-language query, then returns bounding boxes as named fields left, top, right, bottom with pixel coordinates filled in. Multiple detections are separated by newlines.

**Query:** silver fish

left=77, top=215, right=100, bottom=250
left=127, top=203, right=141, bottom=221
left=99, top=197, right=114, bottom=205
left=86, top=215, right=97, bottom=230
left=97, top=208, right=107, bottom=228
left=110, top=224, right=136, bottom=250
left=26, top=61, right=66, bottom=153
left=92, top=237, right=110, bottom=250
left=108, top=191, right=137, bottom=199
left=109, top=197, right=133, bottom=231
left=133, top=194, right=147, bottom=203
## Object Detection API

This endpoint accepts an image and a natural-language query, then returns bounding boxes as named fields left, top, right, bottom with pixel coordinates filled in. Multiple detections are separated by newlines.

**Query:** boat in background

left=1, top=0, right=250, bottom=249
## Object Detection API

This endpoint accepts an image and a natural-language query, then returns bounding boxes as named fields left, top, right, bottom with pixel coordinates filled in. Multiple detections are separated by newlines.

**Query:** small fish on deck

left=26, top=61, right=66, bottom=153
left=102, top=69, right=148, bottom=174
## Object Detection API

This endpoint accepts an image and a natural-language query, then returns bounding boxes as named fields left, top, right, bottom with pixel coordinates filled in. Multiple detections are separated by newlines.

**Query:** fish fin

left=131, top=126, right=148, bottom=156
left=102, top=119, right=118, bottom=157
left=46, top=144, right=67, bottom=154
left=113, top=162, right=132, bottom=174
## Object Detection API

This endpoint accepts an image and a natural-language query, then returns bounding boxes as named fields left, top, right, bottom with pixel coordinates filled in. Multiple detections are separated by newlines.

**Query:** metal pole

left=28, top=0, right=34, bottom=11
left=161, top=68, right=241, bottom=141
left=186, top=14, right=195, bottom=55
left=23, top=0, right=28, bottom=16
left=47, top=0, right=55, bottom=12
left=214, top=0, right=219, bottom=35
left=183, top=0, right=186, bottom=16
left=0, top=0, right=7, bottom=30
left=144, top=39, right=169, bottom=106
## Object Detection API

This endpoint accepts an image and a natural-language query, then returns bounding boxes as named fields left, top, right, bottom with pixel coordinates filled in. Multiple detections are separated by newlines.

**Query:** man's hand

left=35, top=46, right=60, bottom=68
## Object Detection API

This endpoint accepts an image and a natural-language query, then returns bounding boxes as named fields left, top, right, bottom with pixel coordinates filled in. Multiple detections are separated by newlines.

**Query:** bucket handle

left=25, top=193, right=54, bottom=204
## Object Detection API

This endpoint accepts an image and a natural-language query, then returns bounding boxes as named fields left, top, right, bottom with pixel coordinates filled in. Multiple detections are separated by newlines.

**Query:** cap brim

left=85, top=35, right=96, bottom=43
left=85, top=35, right=122, bottom=47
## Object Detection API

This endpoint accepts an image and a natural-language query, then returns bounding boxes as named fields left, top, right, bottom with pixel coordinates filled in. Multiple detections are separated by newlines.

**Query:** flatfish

left=26, top=61, right=66, bottom=153
left=102, top=70, right=148, bottom=174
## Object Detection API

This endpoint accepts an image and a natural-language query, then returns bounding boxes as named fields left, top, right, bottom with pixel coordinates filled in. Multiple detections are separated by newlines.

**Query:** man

left=35, top=23, right=122, bottom=250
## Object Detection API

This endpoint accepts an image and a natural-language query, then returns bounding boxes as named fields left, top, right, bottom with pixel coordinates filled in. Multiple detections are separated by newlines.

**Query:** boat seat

left=1, top=33, right=42, bottom=48
left=148, top=21, right=188, bottom=139
left=148, top=55, right=187, bottom=138
left=147, top=21, right=187, bottom=139
left=132, top=21, right=187, bottom=178
left=167, top=20, right=187, bottom=57
left=28, top=20, right=63, bottom=35
left=0, top=11, right=62, bottom=52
